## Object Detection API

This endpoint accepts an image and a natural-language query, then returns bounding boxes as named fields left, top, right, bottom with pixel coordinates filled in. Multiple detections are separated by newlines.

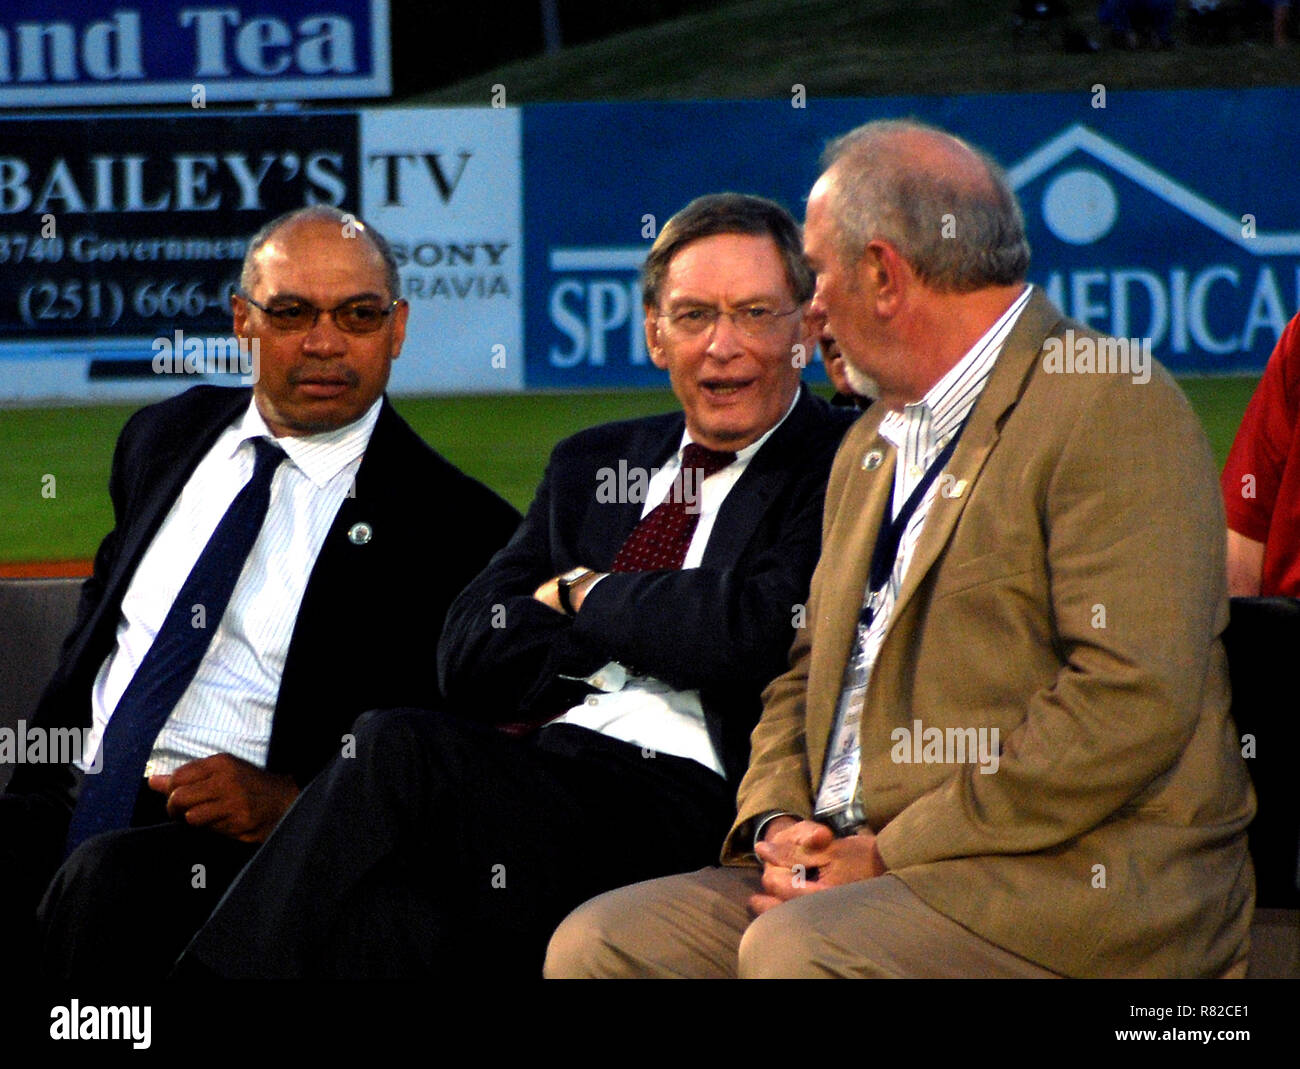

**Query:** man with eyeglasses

left=547, top=120, right=1253, bottom=980
left=3, top=206, right=520, bottom=979
left=172, top=192, right=856, bottom=978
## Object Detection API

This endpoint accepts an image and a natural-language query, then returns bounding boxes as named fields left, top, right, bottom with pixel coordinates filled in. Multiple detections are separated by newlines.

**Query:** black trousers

left=38, top=818, right=257, bottom=980
left=0, top=790, right=71, bottom=970
left=2, top=781, right=257, bottom=980
left=177, top=709, right=735, bottom=978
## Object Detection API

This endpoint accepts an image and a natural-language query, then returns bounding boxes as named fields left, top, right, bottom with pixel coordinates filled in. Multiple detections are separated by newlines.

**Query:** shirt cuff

left=752, top=810, right=801, bottom=853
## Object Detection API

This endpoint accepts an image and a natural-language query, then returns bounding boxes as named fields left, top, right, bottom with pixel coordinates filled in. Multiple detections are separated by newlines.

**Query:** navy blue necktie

left=66, top=437, right=286, bottom=853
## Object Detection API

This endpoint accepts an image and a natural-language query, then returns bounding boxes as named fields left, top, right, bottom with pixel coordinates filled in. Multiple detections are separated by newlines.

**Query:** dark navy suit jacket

left=9, top=385, right=520, bottom=804
left=437, top=385, right=856, bottom=787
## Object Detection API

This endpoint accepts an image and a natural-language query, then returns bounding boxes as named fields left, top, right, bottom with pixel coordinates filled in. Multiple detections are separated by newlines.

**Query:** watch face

left=558, top=567, right=591, bottom=616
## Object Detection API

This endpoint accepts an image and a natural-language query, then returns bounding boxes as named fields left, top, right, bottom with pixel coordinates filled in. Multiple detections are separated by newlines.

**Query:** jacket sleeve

left=436, top=445, right=609, bottom=721
left=9, top=406, right=145, bottom=801
left=438, top=411, right=842, bottom=727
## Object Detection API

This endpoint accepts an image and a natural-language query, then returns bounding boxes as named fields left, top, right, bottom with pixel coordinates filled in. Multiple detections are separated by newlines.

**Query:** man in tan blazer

left=545, top=119, right=1255, bottom=979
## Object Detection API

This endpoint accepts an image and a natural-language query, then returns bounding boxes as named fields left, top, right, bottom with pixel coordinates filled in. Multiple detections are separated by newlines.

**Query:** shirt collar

left=227, top=395, right=383, bottom=488
left=882, top=284, right=1033, bottom=453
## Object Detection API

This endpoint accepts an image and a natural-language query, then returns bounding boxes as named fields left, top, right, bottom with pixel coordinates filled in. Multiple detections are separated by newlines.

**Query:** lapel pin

left=862, top=450, right=883, bottom=470
left=347, top=522, right=373, bottom=545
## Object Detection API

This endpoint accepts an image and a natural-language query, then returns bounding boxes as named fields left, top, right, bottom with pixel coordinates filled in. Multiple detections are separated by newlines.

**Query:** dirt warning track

left=0, top=560, right=93, bottom=578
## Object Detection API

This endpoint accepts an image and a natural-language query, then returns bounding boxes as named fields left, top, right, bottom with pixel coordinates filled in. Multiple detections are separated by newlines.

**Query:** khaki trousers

left=545, top=866, right=1062, bottom=978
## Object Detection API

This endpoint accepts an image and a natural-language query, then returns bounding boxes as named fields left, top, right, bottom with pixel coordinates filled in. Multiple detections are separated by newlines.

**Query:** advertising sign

left=3, top=90, right=1294, bottom=401
left=361, top=108, right=522, bottom=395
left=523, top=91, right=1300, bottom=388
left=0, top=107, right=522, bottom=401
left=0, top=1, right=390, bottom=107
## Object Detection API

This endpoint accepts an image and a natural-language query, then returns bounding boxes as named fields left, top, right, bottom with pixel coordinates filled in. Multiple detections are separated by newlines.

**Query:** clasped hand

left=750, top=817, right=887, bottom=916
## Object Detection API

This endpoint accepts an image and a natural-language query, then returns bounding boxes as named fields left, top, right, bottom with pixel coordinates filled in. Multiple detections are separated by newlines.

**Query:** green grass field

left=0, top=377, right=1260, bottom=564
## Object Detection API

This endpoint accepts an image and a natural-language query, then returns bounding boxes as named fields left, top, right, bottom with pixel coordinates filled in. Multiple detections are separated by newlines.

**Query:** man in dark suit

left=2, top=206, right=519, bottom=978
left=175, top=192, right=855, bottom=978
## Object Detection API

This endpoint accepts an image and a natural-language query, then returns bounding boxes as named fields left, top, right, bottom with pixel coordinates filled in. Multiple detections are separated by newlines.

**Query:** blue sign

left=523, top=90, right=1300, bottom=387
left=0, top=1, right=390, bottom=106
left=0, top=112, right=360, bottom=342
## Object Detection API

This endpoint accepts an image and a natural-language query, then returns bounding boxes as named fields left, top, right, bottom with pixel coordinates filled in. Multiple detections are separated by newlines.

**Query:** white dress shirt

left=814, top=285, right=1033, bottom=822
left=83, top=396, right=382, bottom=776
left=553, top=391, right=801, bottom=776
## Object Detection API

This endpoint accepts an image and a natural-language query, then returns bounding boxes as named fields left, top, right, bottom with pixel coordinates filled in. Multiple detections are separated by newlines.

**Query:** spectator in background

left=821, top=334, right=874, bottom=411
left=1222, top=311, right=1300, bottom=595
left=1014, top=1, right=1100, bottom=51
left=1272, top=0, right=1292, bottom=45
left=1101, top=0, right=1176, bottom=47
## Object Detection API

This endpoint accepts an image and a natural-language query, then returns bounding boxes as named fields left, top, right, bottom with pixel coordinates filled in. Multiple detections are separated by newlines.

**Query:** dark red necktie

left=499, top=443, right=737, bottom=737
left=610, top=443, right=737, bottom=572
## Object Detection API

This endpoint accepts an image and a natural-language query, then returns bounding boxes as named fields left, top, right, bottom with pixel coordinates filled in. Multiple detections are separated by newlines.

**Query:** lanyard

left=860, top=422, right=967, bottom=628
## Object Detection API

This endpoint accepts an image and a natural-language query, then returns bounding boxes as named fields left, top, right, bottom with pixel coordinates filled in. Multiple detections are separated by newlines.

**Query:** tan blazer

left=724, top=288, right=1255, bottom=978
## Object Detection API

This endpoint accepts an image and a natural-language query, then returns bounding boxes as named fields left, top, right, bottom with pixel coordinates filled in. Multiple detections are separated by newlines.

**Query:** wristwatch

left=557, top=567, right=596, bottom=616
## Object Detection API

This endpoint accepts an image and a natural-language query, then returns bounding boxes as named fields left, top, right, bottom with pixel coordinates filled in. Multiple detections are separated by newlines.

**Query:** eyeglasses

left=657, top=304, right=801, bottom=340
left=236, top=292, right=401, bottom=335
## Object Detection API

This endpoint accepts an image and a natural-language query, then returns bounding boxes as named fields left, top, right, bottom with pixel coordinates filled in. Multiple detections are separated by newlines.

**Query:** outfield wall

left=1, top=88, right=1295, bottom=402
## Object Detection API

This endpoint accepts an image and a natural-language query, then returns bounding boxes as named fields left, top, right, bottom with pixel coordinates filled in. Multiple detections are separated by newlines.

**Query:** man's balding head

left=233, top=207, right=408, bottom=437
left=240, top=206, right=401, bottom=301
left=817, top=119, right=1030, bottom=292
left=804, top=120, right=1032, bottom=409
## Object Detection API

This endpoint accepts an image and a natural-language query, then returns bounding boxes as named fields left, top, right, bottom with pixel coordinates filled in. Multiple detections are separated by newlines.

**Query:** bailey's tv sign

left=0, top=107, right=522, bottom=403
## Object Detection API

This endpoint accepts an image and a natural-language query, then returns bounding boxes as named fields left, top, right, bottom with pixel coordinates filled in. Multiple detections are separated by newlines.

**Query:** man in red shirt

left=1222, top=310, right=1300, bottom=596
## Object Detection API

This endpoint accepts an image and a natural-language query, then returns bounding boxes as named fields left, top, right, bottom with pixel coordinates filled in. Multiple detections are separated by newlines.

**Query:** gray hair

left=642, top=192, right=814, bottom=308
left=240, top=205, right=401, bottom=299
left=820, top=119, right=1030, bottom=292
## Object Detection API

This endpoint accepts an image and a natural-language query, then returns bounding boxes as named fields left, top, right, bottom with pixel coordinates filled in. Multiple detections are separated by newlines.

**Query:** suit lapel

left=327, top=396, right=399, bottom=538
left=701, top=387, right=816, bottom=568
left=275, top=399, right=399, bottom=670
left=110, top=392, right=249, bottom=581
left=73, top=389, right=249, bottom=669
left=886, top=289, right=1065, bottom=628
left=591, top=418, right=685, bottom=567
left=628, top=421, right=683, bottom=544
left=806, top=428, right=896, bottom=788
left=268, top=398, right=403, bottom=770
